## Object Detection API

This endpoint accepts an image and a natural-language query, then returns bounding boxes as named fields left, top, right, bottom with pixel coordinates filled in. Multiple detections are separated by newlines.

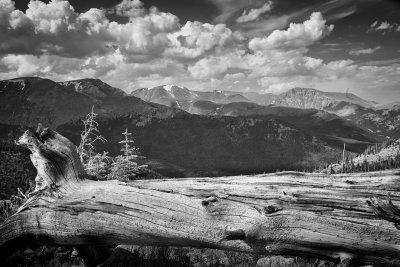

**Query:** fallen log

left=1, top=126, right=400, bottom=266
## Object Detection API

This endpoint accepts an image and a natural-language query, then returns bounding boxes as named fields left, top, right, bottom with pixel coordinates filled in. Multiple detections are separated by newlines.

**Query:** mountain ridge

left=0, top=77, right=183, bottom=127
left=131, top=85, right=376, bottom=111
left=0, top=76, right=369, bottom=177
left=59, top=78, right=127, bottom=98
left=130, top=83, right=400, bottom=141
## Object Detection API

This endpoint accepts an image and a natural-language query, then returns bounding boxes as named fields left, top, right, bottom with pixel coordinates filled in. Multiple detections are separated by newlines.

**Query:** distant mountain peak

left=149, top=84, right=186, bottom=91
left=276, top=87, right=374, bottom=110
left=60, top=78, right=126, bottom=98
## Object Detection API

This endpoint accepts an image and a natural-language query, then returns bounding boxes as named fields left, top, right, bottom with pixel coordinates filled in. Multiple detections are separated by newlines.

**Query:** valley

left=0, top=77, right=398, bottom=177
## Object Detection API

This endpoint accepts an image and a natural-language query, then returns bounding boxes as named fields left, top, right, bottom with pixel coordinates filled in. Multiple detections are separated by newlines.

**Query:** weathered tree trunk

left=1, top=126, right=400, bottom=266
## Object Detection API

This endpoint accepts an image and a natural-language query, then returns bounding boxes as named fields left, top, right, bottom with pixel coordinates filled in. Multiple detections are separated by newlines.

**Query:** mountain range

left=130, top=85, right=375, bottom=110
left=0, top=77, right=398, bottom=177
left=131, top=84, right=400, bottom=141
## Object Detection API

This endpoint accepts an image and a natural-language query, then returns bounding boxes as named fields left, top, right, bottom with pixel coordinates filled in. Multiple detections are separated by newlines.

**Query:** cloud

left=165, top=21, right=243, bottom=60
left=257, top=77, right=299, bottom=94
left=108, top=8, right=179, bottom=62
left=0, top=0, right=179, bottom=61
left=109, top=0, right=144, bottom=18
left=0, top=0, right=399, bottom=103
left=188, top=52, right=241, bottom=79
left=370, top=21, right=378, bottom=28
left=0, top=54, right=86, bottom=78
left=0, top=0, right=113, bottom=57
left=235, top=0, right=356, bottom=39
left=376, top=21, right=392, bottom=30
left=236, top=2, right=272, bottom=23
left=224, top=72, right=246, bottom=80
left=349, top=46, right=381, bottom=56
left=206, top=0, right=256, bottom=24
left=368, top=21, right=400, bottom=33
left=248, top=12, right=334, bottom=51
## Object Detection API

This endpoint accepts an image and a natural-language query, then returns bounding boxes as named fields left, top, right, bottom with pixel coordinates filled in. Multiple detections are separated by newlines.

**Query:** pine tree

left=119, top=128, right=139, bottom=161
left=109, top=129, right=140, bottom=181
left=85, top=152, right=112, bottom=180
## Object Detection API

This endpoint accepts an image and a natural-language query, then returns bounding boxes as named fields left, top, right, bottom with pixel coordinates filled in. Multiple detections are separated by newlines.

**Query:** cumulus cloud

left=188, top=56, right=231, bottom=79
left=165, top=21, right=242, bottom=60
left=349, top=46, right=381, bottom=56
left=248, top=12, right=334, bottom=51
left=109, top=0, right=144, bottom=18
left=109, top=8, right=179, bottom=62
left=0, top=54, right=86, bottom=79
left=0, top=0, right=119, bottom=57
left=257, top=77, right=299, bottom=94
left=187, top=50, right=249, bottom=79
left=236, top=2, right=272, bottom=23
left=0, top=0, right=180, bottom=61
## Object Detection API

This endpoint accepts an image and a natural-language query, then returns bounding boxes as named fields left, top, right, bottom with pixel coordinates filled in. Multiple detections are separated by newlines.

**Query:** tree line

left=315, top=139, right=400, bottom=174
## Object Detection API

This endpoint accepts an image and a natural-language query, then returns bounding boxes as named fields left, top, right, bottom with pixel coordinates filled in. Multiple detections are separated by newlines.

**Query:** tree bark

left=1, top=126, right=400, bottom=266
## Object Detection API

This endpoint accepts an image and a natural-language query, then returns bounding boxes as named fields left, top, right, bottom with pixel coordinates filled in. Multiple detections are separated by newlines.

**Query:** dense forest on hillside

left=320, top=139, right=400, bottom=174
left=0, top=141, right=35, bottom=199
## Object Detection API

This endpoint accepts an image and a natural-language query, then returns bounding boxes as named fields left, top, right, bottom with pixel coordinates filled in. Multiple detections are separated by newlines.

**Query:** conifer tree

left=119, top=128, right=139, bottom=161
left=109, top=128, right=140, bottom=181
left=86, top=152, right=112, bottom=180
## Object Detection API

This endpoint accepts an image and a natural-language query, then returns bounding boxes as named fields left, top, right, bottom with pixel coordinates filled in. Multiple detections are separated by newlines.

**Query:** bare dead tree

left=77, top=106, right=106, bottom=165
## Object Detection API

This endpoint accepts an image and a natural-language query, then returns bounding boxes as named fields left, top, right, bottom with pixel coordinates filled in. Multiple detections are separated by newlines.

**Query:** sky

left=0, top=0, right=400, bottom=103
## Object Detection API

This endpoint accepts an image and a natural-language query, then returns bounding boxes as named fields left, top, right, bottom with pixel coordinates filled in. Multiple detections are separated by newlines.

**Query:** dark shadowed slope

left=185, top=101, right=377, bottom=152
left=58, top=113, right=342, bottom=177
left=0, top=77, right=183, bottom=127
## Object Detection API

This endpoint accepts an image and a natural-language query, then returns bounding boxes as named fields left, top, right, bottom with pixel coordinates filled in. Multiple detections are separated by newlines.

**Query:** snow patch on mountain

left=6, top=79, right=26, bottom=91
left=164, top=84, right=174, bottom=92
